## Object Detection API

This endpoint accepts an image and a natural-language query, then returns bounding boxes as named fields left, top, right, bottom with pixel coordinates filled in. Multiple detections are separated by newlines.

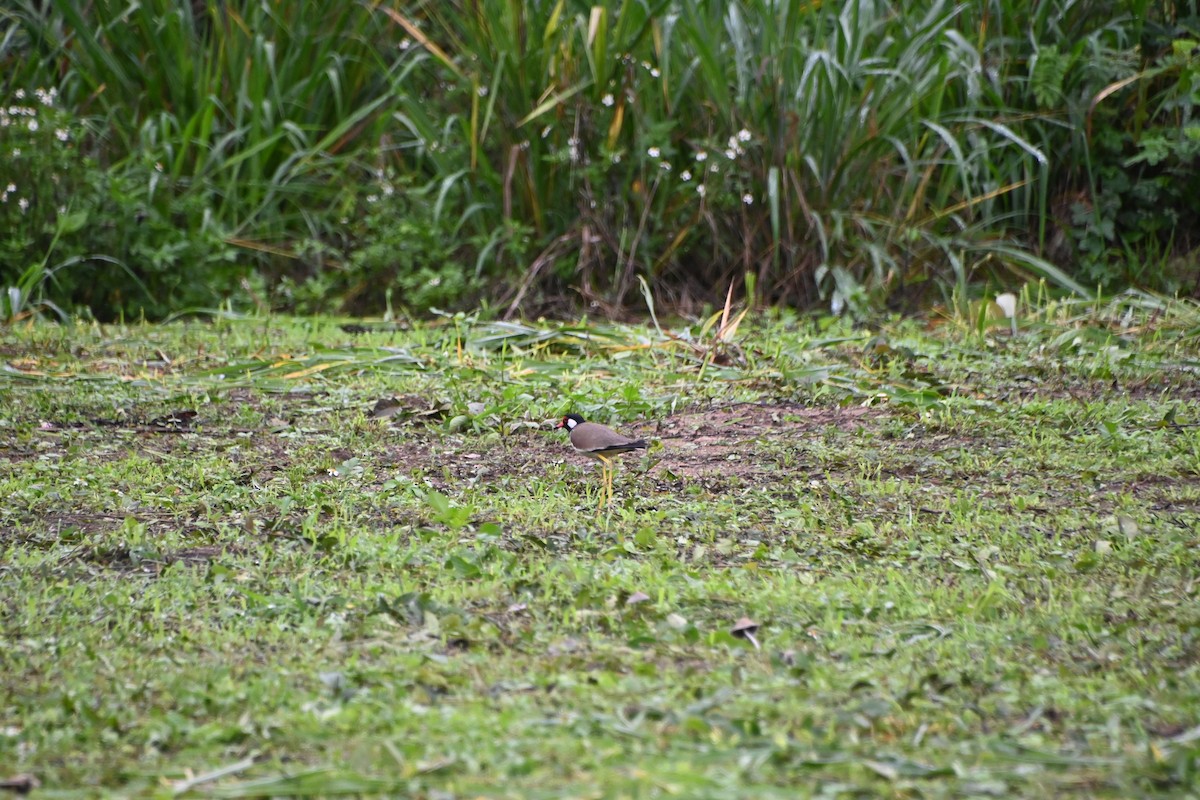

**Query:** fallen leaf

left=626, top=591, right=651, bottom=606
left=731, top=617, right=761, bottom=650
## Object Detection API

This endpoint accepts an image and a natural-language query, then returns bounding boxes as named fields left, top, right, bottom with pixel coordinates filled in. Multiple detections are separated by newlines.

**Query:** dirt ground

left=9, top=390, right=1197, bottom=573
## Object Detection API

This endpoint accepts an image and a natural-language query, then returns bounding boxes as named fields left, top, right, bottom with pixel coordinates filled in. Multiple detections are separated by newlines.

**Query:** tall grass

left=4, top=0, right=450, bottom=316
left=4, top=0, right=1191, bottom=319
left=34, top=0, right=408, bottom=237
left=398, top=0, right=1093, bottom=315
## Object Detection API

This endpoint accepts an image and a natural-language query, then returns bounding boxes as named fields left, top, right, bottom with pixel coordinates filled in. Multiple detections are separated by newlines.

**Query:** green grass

left=2, top=301, right=1199, bottom=797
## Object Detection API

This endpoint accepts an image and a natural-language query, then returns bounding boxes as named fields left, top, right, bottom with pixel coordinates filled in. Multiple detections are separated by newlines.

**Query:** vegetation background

left=1, top=0, right=1198, bottom=322
left=3, top=3, right=1200, bottom=794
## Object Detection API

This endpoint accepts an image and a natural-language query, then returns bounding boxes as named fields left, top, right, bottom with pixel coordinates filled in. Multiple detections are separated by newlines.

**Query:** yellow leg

left=598, top=455, right=614, bottom=509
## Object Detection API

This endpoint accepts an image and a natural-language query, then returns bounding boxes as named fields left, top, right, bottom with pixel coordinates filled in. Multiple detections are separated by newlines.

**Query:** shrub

left=275, top=171, right=533, bottom=316
left=7, top=0, right=412, bottom=317
left=979, top=0, right=1200, bottom=295
left=0, top=87, right=243, bottom=319
left=1072, top=37, right=1200, bottom=293
left=5, top=0, right=1193, bottom=319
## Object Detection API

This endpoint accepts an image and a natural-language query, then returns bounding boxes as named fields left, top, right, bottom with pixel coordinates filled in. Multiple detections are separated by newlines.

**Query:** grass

left=1, top=299, right=1199, bottom=797
left=18, top=0, right=1186, bottom=322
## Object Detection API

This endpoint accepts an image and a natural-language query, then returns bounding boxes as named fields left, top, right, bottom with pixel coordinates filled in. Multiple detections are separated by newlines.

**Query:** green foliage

left=1073, top=36, right=1200, bottom=291
left=0, top=88, right=241, bottom=319
left=6, top=0, right=417, bottom=317
left=3, top=0, right=1195, bottom=319
left=1029, top=44, right=1071, bottom=109
left=276, top=173, right=533, bottom=315
left=23, top=0, right=400, bottom=230
left=342, top=178, right=470, bottom=315
left=0, top=88, right=82, bottom=320
left=381, top=0, right=1100, bottom=314
left=977, top=0, right=1199, bottom=294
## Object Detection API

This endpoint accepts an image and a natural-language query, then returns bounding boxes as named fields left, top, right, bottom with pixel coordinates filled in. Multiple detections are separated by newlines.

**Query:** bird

left=556, top=414, right=648, bottom=507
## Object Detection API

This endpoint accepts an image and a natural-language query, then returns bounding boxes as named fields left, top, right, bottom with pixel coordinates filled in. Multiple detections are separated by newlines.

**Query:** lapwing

left=556, top=413, right=647, bottom=507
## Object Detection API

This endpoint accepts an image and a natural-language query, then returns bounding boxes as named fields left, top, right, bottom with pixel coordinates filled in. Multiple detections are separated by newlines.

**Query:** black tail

left=595, top=439, right=647, bottom=455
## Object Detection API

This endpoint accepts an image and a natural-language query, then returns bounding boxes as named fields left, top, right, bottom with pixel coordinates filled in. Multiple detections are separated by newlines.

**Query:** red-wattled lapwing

left=556, top=413, right=648, bottom=507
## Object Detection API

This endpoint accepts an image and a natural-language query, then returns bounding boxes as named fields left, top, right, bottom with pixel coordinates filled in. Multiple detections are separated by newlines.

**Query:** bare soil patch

left=646, top=403, right=883, bottom=479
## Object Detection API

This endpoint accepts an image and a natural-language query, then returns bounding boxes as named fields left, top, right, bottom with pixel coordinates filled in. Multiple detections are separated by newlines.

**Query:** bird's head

left=556, top=413, right=585, bottom=430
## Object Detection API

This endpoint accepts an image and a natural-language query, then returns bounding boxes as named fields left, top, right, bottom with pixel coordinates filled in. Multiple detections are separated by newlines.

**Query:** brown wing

left=571, top=422, right=648, bottom=455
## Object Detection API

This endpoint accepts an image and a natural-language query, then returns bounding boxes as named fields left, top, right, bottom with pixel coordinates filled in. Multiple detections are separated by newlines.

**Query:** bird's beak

left=554, top=420, right=565, bottom=429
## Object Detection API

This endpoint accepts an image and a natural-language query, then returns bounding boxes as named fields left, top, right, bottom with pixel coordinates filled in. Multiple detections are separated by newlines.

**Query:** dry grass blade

left=373, top=5, right=465, bottom=80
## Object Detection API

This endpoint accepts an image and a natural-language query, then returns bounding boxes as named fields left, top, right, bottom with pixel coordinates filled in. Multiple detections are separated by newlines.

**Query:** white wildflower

left=650, top=67, right=660, bottom=78
left=737, top=128, right=751, bottom=142
left=742, top=193, right=754, bottom=205
left=680, top=170, right=692, bottom=182
left=696, top=184, right=706, bottom=197
left=55, top=128, right=68, bottom=141
left=14, top=89, right=25, bottom=100
left=647, top=146, right=660, bottom=158
left=695, top=151, right=708, bottom=162
left=18, top=197, right=29, bottom=212
left=602, top=93, right=614, bottom=107
left=27, top=119, right=38, bottom=132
